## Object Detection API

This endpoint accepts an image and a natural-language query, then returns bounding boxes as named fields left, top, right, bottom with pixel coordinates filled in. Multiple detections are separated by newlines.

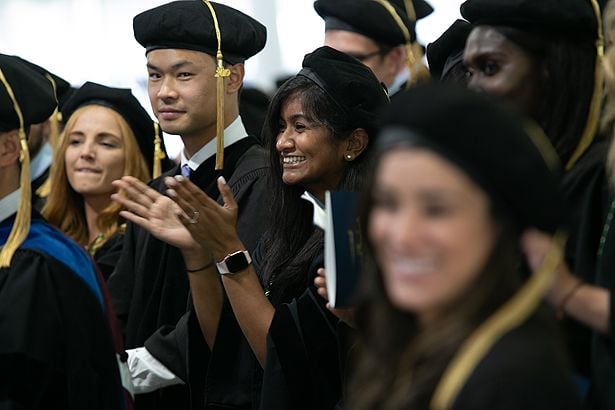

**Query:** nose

left=388, top=209, right=424, bottom=251
left=275, top=128, right=295, bottom=153
left=466, top=74, right=483, bottom=93
left=79, top=140, right=96, bottom=160
left=157, top=77, right=178, bottom=100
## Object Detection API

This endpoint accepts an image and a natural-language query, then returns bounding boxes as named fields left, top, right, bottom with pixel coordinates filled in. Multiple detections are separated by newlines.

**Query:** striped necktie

left=181, top=164, right=192, bottom=179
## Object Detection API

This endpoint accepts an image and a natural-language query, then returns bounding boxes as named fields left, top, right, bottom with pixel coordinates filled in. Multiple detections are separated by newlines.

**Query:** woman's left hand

left=166, top=175, right=244, bottom=261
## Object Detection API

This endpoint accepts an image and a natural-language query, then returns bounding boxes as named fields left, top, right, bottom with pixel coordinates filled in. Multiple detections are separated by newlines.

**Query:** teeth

left=282, top=156, right=306, bottom=164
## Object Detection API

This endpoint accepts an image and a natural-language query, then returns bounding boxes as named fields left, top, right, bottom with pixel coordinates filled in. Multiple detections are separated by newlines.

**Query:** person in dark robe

left=426, top=19, right=472, bottom=83
left=41, top=82, right=172, bottom=280
left=461, top=0, right=609, bottom=393
left=238, top=86, right=271, bottom=144
left=0, top=54, right=130, bottom=410
left=314, top=0, right=432, bottom=94
left=345, top=82, right=579, bottom=410
left=118, top=46, right=389, bottom=409
left=9, top=58, right=72, bottom=211
left=106, top=1, right=270, bottom=409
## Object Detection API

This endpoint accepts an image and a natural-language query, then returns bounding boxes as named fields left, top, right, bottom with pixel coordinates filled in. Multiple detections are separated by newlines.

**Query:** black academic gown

left=452, top=311, right=580, bottom=409
left=146, top=232, right=342, bottom=410
left=0, top=214, right=126, bottom=410
left=107, top=136, right=270, bottom=409
left=560, top=138, right=610, bottom=379
left=95, top=232, right=125, bottom=282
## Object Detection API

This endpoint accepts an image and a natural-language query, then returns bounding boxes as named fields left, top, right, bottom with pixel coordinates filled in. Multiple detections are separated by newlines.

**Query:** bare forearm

left=564, top=285, right=610, bottom=334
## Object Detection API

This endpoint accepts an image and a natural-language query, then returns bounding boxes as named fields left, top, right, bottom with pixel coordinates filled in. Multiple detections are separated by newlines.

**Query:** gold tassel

left=430, top=232, right=566, bottom=409
left=566, top=0, right=604, bottom=170
left=36, top=74, right=61, bottom=198
left=153, top=122, right=166, bottom=179
left=203, top=0, right=231, bottom=170
left=0, top=68, right=33, bottom=268
left=371, top=0, right=428, bottom=88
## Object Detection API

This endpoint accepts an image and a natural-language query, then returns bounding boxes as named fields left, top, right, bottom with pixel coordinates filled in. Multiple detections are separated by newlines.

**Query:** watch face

left=225, top=251, right=251, bottom=273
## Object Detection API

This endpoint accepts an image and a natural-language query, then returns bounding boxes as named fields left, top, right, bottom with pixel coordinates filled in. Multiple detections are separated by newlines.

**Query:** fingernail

left=174, top=175, right=185, bottom=182
left=166, top=189, right=177, bottom=198
left=218, top=176, right=226, bottom=185
left=165, top=176, right=177, bottom=187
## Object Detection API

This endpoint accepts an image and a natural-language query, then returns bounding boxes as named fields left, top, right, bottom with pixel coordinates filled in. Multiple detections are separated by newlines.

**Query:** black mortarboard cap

left=12, top=57, right=71, bottom=106
left=0, top=54, right=57, bottom=267
left=133, top=0, right=267, bottom=64
left=299, top=46, right=390, bottom=134
left=460, top=0, right=597, bottom=39
left=379, top=83, right=563, bottom=233
left=390, top=0, right=434, bottom=20
left=61, top=82, right=172, bottom=176
left=0, top=54, right=56, bottom=132
left=315, top=0, right=420, bottom=45
left=426, top=19, right=472, bottom=80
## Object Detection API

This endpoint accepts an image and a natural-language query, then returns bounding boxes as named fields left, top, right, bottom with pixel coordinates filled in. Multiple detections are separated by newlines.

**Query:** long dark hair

left=495, top=26, right=596, bottom=166
left=258, top=75, right=372, bottom=304
left=348, top=145, right=523, bottom=409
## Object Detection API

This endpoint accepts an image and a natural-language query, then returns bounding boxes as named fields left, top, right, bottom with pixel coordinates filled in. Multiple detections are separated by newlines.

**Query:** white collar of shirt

left=30, top=142, right=52, bottom=182
left=0, top=189, right=20, bottom=223
left=180, top=116, right=248, bottom=172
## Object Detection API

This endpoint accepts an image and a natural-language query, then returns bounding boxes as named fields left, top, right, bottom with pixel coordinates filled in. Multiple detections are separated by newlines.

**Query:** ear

left=226, top=63, right=245, bottom=94
left=0, top=130, right=21, bottom=167
left=384, top=46, right=406, bottom=78
left=343, top=128, right=369, bottom=161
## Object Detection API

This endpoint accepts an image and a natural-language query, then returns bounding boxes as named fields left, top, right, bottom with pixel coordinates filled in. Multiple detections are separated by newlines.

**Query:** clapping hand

left=111, top=176, right=199, bottom=251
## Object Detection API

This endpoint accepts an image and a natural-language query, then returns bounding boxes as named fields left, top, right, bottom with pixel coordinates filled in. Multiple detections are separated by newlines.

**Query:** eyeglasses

left=346, top=49, right=386, bottom=62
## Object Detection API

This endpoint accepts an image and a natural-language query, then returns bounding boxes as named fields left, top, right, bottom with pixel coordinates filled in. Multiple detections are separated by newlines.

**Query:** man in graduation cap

left=314, top=0, right=432, bottom=94
left=106, top=1, right=270, bottom=408
left=10, top=57, right=72, bottom=211
left=0, top=54, right=131, bottom=409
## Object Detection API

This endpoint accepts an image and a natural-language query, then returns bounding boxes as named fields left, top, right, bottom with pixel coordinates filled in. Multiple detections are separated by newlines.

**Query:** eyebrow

left=146, top=60, right=195, bottom=71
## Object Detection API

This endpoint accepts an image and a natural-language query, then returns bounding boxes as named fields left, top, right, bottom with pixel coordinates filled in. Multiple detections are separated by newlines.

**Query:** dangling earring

left=345, top=154, right=353, bottom=161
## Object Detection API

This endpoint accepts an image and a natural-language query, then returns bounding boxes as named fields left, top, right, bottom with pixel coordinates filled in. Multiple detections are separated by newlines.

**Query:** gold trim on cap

left=202, top=0, right=231, bottom=171
left=566, top=0, right=604, bottom=170
left=370, top=0, right=429, bottom=87
left=0, top=67, right=33, bottom=268
left=430, top=231, right=567, bottom=409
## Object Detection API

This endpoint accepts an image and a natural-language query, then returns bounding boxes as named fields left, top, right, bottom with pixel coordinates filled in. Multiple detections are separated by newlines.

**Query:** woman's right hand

left=111, top=176, right=200, bottom=252
left=315, top=268, right=356, bottom=327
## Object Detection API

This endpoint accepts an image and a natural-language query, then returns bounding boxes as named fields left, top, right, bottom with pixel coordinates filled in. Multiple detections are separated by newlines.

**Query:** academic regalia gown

left=0, top=214, right=126, bottom=410
left=451, top=312, right=581, bottom=409
left=146, top=232, right=342, bottom=410
left=95, top=232, right=125, bottom=282
left=107, top=137, right=270, bottom=409
left=560, top=138, right=610, bottom=378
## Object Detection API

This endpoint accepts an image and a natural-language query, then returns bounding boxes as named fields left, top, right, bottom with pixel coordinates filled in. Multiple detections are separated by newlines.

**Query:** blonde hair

left=43, top=105, right=150, bottom=248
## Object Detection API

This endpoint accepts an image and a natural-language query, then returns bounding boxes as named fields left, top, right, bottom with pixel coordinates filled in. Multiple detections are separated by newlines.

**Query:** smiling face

left=275, top=94, right=348, bottom=200
left=64, top=105, right=126, bottom=201
left=463, top=26, right=539, bottom=115
left=146, top=48, right=218, bottom=141
left=368, top=148, right=497, bottom=324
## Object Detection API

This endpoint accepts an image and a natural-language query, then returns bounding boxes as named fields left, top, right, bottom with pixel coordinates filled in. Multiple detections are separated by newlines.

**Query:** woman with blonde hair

left=43, top=81, right=170, bottom=278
